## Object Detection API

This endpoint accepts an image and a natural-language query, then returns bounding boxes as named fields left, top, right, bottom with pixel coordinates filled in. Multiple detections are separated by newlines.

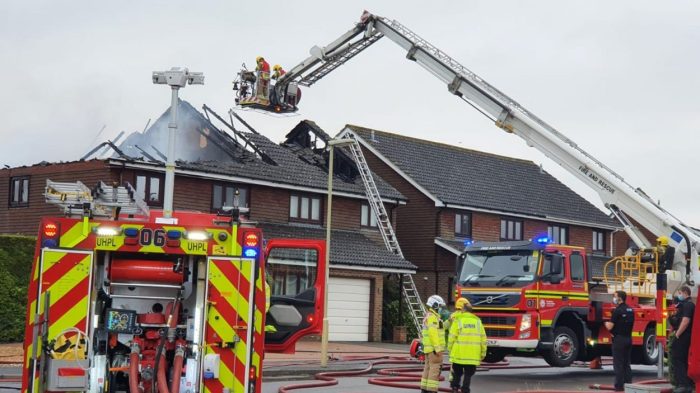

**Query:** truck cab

left=456, top=239, right=660, bottom=367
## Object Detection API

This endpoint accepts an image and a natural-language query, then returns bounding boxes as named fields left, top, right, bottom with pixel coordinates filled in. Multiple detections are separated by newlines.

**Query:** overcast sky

left=2, top=1, right=699, bottom=226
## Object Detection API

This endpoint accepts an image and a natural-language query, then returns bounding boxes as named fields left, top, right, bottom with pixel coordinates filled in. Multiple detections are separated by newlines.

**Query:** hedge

left=0, top=235, right=35, bottom=342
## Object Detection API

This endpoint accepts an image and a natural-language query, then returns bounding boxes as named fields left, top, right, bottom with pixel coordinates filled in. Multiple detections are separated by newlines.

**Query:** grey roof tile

left=347, top=125, right=619, bottom=228
left=259, top=222, right=417, bottom=271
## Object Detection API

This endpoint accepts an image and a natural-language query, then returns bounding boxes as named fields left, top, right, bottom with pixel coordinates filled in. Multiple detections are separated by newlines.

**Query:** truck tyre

left=632, top=326, right=659, bottom=365
left=543, top=326, right=579, bottom=367
left=483, top=349, right=507, bottom=363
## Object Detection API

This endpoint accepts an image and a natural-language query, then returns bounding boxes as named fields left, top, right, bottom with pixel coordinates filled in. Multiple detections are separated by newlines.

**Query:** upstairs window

left=290, top=194, right=321, bottom=223
left=500, top=218, right=523, bottom=241
left=548, top=224, right=568, bottom=245
left=592, top=230, right=606, bottom=254
left=212, top=184, right=249, bottom=212
left=455, top=213, right=472, bottom=237
left=9, top=176, right=29, bottom=207
left=135, top=173, right=164, bottom=207
left=361, top=204, right=378, bottom=228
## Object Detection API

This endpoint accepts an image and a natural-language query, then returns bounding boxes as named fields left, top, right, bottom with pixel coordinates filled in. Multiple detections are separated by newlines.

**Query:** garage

left=327, top=277, right=370, bottom=341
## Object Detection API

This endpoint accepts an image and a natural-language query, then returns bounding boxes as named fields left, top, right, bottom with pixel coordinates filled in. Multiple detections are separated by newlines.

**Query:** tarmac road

left=263, top=357, right=667, bottom=393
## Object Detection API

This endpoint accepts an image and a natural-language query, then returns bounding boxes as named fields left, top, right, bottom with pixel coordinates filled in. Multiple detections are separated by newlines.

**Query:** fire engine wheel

left=543, top=326, right=579, bottom=367
left=632, top=326, right=659, bottom=365
left=483, top=349, right=507, bottom=363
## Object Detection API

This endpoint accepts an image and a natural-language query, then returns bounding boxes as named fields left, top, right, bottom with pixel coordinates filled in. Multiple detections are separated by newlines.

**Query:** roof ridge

left=345, top=124, right=535, bottom=165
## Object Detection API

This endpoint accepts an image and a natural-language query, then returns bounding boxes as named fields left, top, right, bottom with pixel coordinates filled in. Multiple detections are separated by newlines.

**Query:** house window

left=448, top=276, right=456, bottom=305
left=548, top=224, right=568, bottom=245
left=135, top=173, right=164, bottom=206
left=361, top=204, right=378, bottom=228
left=289, top=194, right=321, bottom=223
left=592, top=230, right=606, bottom=254
left=455, top=213, right=472, bottom=237
left=212, top=183, right=249, bottom=212
left=500, top=218, right=523, bottom=240
left=9, top=176, right=30, bottom=207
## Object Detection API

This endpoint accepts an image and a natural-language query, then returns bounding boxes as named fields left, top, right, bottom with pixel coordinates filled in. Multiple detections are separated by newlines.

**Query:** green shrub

left=382, top=275, right=419, bottom=341
left=0, top=235, right=36, bottom=343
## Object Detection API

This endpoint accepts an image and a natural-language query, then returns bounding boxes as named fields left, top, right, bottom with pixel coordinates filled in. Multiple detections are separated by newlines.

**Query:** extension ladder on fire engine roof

left=45, top=180, right=150, bottom=218
left=341, top=135, right=426, bottom=335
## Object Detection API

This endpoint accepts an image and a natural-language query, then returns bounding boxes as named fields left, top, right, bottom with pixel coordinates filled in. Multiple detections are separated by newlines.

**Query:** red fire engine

left=21, top=180, right=326, bottom=393
left=455, top=239, right=665, bottom=367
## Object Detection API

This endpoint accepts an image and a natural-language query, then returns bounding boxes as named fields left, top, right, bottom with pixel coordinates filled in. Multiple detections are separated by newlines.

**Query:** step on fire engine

left=21, top=179, right=326, bottom=393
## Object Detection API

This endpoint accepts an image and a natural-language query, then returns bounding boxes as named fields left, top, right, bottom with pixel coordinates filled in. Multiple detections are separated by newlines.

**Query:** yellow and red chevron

left=22, top=249, right=92, bottom=393
left=204, top=258, right=262, bottom=393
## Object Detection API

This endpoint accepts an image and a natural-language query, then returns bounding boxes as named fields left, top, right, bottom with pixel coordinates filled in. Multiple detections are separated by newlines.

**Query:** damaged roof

left=345, top=125, right=618, bottom=228
left=113, top=101, right=404, bottom=202
left=259, top=222, right=416, bottom=271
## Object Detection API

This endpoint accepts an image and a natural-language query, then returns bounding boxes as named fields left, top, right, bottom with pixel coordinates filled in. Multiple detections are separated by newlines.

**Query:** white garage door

left=328, top=277, right=370, bottom=341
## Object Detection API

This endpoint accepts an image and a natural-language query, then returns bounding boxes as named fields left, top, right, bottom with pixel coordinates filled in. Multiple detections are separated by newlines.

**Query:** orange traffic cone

left=589, top=356, right=602, bottom=369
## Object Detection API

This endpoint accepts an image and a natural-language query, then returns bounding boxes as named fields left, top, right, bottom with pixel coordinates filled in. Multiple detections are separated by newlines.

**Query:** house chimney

left=371, top=130, right=376, bottom=142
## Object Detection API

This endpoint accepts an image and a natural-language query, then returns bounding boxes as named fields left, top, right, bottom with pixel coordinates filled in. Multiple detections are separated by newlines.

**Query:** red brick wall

left=361, top=146, right=438, bottom=271
left=0, top=160, right=114, bottom=234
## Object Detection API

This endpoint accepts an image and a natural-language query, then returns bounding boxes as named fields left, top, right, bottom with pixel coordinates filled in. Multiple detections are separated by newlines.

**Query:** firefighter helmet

left=426, top=295, right=445, bottom=310
left=455, top=297, right=471, bottom=310
left=256, top=56, right=264, bottom=62
left=273, top=64, right=282, bottom=71
left=657, top=236, right=669, bottom=247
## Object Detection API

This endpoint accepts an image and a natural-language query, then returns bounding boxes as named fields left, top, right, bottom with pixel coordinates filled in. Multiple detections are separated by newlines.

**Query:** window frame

left=134, top=172, right=165, bottom=207
left=500, top=218, right=523, bottom=241
left=289, top=193, right=322, bottom=223
left=360, top=204, right=378, bottom=228
left=9, top=176, right=30, bottom=208
left=548, top=224, right=569, bottom=245
left=454, top=212, right=472, bottom=238
left=592, top=229, right=606, bottom=254
left=569, top=253, right=585, bottom=282
left=211, top=182, right=250, bottom=213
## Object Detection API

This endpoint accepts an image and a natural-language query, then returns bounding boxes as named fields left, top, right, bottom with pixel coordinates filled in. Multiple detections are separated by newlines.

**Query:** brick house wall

left=0, top=160, right=114, bottom=234
left=1, top=162, right=401, bottom=342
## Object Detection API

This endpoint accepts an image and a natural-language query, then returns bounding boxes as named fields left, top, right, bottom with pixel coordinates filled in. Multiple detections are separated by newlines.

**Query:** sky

left=1, top=1, right=699, bottom=225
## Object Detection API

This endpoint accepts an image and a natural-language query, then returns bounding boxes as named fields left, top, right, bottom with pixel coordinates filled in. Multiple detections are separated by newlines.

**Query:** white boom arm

left=275, top=11, right=700, bottom=285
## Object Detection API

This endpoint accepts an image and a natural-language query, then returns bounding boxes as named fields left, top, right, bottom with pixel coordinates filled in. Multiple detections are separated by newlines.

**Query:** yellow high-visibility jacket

left=421, top=309, right=446, bottom=353
left=447, top=311, right=487, bottom=365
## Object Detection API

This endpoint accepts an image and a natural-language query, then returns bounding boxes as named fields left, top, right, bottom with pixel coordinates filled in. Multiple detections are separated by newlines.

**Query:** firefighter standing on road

left=421, top=295, right=446, bottom=393
left=448, top=297, right=486, bottom=393
left=670, top=285, right=695, bottom=393
left=605, top=290, right=634, bottom=392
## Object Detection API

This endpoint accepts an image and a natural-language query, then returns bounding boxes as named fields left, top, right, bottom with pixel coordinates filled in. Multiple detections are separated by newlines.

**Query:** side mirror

left=550, top=254, right=563, bottom=276
left=456, top=254, right=465, bottom=277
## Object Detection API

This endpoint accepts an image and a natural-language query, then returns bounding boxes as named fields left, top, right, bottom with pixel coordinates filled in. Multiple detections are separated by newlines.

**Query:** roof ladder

left=342, top=136, right=426, bottom=335
left=45, top=180, right=149, bottom=218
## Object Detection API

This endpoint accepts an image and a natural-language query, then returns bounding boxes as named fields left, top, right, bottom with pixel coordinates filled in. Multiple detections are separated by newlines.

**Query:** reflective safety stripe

left=204, top=258, right=255, bottom=393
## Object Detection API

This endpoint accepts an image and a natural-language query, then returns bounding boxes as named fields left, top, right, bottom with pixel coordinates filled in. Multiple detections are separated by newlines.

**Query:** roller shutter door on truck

left=327, top=277, right=370, bottom=341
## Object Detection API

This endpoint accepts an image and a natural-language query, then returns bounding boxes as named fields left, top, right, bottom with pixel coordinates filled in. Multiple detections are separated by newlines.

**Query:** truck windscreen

left=459, top=250, right=539, bottom=287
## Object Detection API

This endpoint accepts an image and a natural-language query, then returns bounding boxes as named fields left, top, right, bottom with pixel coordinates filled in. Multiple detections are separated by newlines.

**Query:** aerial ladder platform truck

left=238, top=10, right=700, bottom=376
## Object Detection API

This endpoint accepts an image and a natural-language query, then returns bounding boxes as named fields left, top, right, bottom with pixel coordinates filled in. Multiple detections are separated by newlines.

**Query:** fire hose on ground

left=277, top=355, right=673, bottom=393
